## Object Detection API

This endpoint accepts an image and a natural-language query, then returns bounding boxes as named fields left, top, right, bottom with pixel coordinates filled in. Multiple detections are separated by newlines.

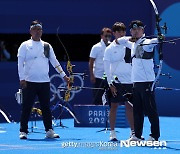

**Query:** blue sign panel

left=74, top=105, right=129, bottom=128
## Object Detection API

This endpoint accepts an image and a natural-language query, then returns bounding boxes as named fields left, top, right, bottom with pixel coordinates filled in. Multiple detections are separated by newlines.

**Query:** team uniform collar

left=100, top=39, right=107, bottom=47
left=136, top=34, right=146, bottom=44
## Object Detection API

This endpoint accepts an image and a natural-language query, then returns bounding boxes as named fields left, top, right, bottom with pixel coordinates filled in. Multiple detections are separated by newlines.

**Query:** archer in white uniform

left=104, top=22, right=134, bottom=141
left=17, top=20, right=69, bottom=139
left=117, top=20, right=160, bottom=141
left=89, top=27, right=112, bottom=105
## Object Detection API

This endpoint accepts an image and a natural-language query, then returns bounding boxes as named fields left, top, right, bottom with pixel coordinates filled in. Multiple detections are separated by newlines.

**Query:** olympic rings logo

left=50, top=74, right=84, bottom=102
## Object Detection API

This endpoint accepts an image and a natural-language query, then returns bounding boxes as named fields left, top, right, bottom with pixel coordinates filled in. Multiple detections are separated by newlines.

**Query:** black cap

left=129, top=20, right=144, bottom=29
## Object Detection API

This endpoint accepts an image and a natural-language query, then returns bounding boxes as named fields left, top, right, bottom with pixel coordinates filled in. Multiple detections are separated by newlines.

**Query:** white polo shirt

left=117, top=35, right=158, bottom=82
left=104, top=40, right=132, bottom=84
left=17, top=39, right=66, bottom=82
left=89, top=39, right=107, bottom=79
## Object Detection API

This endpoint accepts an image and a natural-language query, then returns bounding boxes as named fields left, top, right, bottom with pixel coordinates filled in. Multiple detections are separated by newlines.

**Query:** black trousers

left=20, top=82, right=52, bottom=133
left=92, top=78, right=105, bottom=105
left=133, top=82, right=160, bottom=140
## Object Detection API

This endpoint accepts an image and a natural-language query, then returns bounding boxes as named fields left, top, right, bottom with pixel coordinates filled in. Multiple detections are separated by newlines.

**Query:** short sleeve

left=89, top=46, right=98, bottom=58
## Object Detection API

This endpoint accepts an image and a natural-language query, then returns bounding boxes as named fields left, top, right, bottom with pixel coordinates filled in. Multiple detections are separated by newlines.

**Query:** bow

left=149, top=0, right=165, bottom=91
left=56, top=27, right=74, bottom=102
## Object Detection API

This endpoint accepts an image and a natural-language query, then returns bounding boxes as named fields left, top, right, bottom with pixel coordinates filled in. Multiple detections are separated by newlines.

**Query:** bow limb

left=151, top=60, right=163, bottom=91
left=149, top=0, right=164, bottom=91
left=0, top=109, right=11, bottom=123
left=56, top=27, right=74, bottom=102
left=150, top=0, right=159, bottom=15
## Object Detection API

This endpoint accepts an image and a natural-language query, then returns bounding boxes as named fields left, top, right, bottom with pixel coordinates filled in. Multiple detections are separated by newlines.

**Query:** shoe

left=46, top=129, right=60, bottom=138
left=127, top=134, right=142, bottom=142
left=110, top=130, right=118, bottom=141
left=19, top=132, right=27, bottom=139
left=147, top=136, right=157, bottom=141
left=140, top=136, right=145, bottom=140
left=129, top=131, right=145, bottom=140
left=129, top=130, right=135, bottom=138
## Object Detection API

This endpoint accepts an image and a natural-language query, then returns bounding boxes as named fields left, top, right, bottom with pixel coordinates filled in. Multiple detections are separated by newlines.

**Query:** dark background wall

left=0, top=0, right=154, bottom=62
left=0, top=0, right=153, bottom=34
left=0, top=34, right=100, bottom=61
left=0, top=0, right=180, bottom=122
